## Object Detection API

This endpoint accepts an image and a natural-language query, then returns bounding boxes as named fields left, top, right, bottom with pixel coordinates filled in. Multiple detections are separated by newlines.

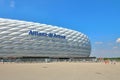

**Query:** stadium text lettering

left=29, top=30, right=66, bottom=39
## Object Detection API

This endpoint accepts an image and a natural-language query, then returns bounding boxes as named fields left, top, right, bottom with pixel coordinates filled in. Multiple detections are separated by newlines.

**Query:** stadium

left=0, top=18, right=93, bottom=62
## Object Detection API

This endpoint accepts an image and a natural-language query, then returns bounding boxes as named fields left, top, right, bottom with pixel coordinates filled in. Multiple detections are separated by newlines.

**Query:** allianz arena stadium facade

left=0, top=18, right=91, bottom=58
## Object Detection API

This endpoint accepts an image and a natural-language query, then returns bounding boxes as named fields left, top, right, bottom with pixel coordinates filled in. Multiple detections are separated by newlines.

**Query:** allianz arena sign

left=29, top=30, right=66, bottom=39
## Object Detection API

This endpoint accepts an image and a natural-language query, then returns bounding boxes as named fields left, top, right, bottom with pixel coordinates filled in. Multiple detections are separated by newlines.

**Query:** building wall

left=0, top=18, right=91, bottom=57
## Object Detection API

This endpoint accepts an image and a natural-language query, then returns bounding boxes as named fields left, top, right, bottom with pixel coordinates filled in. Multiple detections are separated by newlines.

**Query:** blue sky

left=0, top=0, right=120, bottom=57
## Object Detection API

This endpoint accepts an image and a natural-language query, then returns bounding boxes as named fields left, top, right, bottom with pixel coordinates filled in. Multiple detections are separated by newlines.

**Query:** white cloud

left=113, top=46, right=118, bottom=49
left=10, top=0, right=15, bottom=8
left=95, top=42, right=103, bottom=45
left=91, top=48, right=120, bottom=57
left=116, top=38, right=120, bottom=43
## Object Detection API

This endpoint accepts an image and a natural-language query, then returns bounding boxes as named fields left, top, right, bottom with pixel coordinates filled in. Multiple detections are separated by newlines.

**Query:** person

left=1, top=59, right=4, bottom=64
left=111, top=60, right=116, bottom=64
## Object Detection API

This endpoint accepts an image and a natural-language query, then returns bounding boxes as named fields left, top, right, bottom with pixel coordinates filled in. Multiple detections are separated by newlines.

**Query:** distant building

left=0, top=18, right=91, bottom=59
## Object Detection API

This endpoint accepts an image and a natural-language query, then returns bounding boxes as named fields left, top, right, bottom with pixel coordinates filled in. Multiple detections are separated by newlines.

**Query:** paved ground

left=0, top=62, right=120, bottom=80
